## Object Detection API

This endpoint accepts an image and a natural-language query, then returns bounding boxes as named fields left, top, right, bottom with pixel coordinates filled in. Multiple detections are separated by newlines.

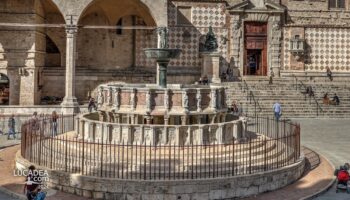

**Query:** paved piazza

left=296, top=118, right=350, bottom=200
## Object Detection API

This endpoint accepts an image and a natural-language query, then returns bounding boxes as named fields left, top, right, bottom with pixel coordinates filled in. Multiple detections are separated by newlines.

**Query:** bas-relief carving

left=164, top=89, right=170, bottom=110
left=183, top=90, right=189, bottom=111
left=130, top=89, right=136, bottom=110
left=113, top=88, right=120, bottom=110
left=211, top=89, right=217, bottom=110
left=168, top=128, right=176, bottom=144
left=144, top=129, right=152, bottom=145
left=97, top=87, right=104, bottom=106
left=107, top=87, right=112, bottom=106
left=196, top=89, right=202, bottom=112
left=112, top=126, right=121, bottom=142
left=146, top=90, right=152, bottom=112
left=156, top=128, right=163, bottom=145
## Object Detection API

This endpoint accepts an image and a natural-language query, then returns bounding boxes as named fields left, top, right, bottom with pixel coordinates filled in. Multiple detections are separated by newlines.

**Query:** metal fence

left=21, top=115, right=300, bottom=180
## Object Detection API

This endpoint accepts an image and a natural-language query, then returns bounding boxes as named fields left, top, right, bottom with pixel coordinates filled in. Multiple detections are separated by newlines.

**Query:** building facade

left=0, top=0, right=349, bottom=107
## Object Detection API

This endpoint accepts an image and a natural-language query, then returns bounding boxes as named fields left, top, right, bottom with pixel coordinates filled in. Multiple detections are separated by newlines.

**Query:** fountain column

left=144, top=27, right=181, bottom=88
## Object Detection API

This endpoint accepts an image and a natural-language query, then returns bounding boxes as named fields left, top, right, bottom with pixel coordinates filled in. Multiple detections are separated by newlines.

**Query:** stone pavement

left=0, top=135, right=21, bottom=200
left=294, top=118, right=350, bottom=200
left=0, top=145, right=91, bottom=200
left=243, top=147, right=334, bottom=200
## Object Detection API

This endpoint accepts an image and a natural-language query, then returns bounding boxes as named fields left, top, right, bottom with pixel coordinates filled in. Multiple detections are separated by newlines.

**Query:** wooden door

left=244, top=22, right=268, bottom=76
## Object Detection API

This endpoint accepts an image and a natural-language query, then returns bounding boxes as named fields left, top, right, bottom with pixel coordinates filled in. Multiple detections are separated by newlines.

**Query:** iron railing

left=21, top=115, right=301, bottom=180
left=292, top=75, right=323, bottom=116
left=242, top=80, right=263, bottom=117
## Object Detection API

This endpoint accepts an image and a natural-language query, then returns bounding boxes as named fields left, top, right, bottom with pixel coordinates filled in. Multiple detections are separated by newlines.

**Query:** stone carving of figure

left=113, top=88, right=120, bottom=110
left=204, top=26, right=218, bottom=52
left=97, top=87, right=104, bottom=106
left=157, top=27, right=168, bottom=49
left=183, top=90, right=189, bottom=111
left=211, top=89, right=217, bottom=110
left=146, top=90, right=152, bottom=112
left=272, top=21, right=281, bottom=32
left=130, top=89, right=136, bottom=110
left=164, top=89, right=170, bottom=110
left=232, top=20, right=240, bottom=31
left=107, top=87, right=112, bottom=105
left=196, top=89, right=202, bottom=112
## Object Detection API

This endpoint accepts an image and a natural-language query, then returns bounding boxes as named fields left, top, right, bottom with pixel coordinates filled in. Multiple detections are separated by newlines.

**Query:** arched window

left=329, top=0, right=346, bottom=9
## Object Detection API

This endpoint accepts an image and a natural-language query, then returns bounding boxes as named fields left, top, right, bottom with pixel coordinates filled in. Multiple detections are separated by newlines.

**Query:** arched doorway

left=0, top=74, right=9, bottom=105
left=37, top=0, right=66, bottom=105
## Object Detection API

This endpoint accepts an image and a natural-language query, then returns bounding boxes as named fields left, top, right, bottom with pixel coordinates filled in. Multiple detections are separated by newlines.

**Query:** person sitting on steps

left=323, top=93, right=330, bottom=105
left=330, top=93, right=340, bottom=105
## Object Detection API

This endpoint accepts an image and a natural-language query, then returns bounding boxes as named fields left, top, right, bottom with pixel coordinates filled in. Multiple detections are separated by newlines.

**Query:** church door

left=244, top=22, right=268, bottom=76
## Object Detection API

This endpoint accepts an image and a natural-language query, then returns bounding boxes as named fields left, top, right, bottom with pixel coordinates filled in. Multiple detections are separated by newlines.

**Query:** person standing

left=51, top=111, right=58, bottom=136
left=7, top=114, right=15, bottom=139
left=31, top=112, right=39, bottom=132
left=326, top=66, right=333, bottom=81
left=88, top=97, right=97, bottom=113
left=273, top=102, right=282, bottom=121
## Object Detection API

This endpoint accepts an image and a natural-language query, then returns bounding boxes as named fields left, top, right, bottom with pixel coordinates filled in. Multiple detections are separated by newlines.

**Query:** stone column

left=61, top=25, right=79, bottom=112
left=200, top=52, right=222, bottom=83
left=216, top=124, right=224, bottom=144
left=230, top=17, right=242, bottom=79
left=269, top=18, right=282, bottom=77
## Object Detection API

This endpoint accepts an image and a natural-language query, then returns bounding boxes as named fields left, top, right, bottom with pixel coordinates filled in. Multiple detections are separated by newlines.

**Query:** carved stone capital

left=65, top=25, right=78, bottom=36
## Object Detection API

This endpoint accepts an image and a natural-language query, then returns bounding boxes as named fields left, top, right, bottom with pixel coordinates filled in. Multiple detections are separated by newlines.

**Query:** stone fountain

left=144, top=27, right=182, bottom=88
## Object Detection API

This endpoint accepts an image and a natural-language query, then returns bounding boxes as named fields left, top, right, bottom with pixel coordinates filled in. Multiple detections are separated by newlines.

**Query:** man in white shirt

left=273, top=102, right=282, bottom=121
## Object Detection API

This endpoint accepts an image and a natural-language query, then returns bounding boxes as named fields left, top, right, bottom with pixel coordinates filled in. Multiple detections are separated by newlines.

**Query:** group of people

left=2, top=111, right=61, bottom=140
left=323, top=93, right=340, bottom=105
left=197, top=76, right=209, bottom=85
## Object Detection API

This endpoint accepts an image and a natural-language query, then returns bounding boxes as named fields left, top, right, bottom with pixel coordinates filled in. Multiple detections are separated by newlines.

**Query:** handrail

left=292, top=74, right=323, bottom=116
left=242, top=80, right=262, bottom=116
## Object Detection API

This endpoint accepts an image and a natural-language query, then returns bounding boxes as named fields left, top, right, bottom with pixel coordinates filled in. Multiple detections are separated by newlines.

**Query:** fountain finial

left=157, top=27, right=169, bottom=49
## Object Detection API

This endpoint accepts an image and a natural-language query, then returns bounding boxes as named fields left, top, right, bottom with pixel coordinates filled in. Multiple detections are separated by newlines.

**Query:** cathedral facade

left=0, top=0, right=348, bottom=107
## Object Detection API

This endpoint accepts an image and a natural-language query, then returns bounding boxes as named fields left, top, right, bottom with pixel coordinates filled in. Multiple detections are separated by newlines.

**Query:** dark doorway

left=0, top=74, right=9, bottom=105
left=246, top=50, right=262, bottom=75
left=244, top=22, right=268, bottom=76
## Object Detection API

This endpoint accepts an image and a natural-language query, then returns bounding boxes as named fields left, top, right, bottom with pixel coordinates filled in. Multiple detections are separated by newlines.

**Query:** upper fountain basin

left=144, top=48, right=182, bottom=60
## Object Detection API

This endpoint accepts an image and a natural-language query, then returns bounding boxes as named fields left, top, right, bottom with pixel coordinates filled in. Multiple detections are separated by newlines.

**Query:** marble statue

left=157, top=27, right=168, bottom=49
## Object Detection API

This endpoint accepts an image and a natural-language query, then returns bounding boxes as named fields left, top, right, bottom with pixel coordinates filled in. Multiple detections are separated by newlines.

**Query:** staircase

left=223, top=76, right=350, bottom=118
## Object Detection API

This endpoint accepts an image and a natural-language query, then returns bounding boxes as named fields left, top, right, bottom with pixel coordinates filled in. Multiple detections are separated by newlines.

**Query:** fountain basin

left=144, top=48, right=182, bottom=60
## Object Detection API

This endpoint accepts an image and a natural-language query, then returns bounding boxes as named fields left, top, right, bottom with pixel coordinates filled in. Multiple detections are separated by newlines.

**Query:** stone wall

left=16, top=151, right=305, bottom=200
